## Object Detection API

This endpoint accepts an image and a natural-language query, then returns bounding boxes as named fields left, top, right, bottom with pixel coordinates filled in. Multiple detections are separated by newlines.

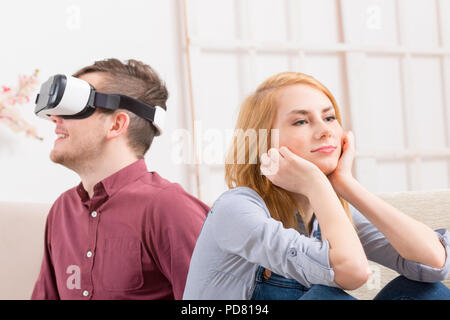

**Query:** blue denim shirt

left=183, top=187, right=450, bottom=299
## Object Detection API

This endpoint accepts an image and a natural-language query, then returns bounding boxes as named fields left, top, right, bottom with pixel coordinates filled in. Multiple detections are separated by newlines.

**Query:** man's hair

left=73, top=58, right=168, bottom=158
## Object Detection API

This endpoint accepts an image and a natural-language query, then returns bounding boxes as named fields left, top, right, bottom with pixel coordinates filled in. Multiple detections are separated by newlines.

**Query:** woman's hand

left=260, top=146, right=329, bottom=198
left=328, top=130, right=356, bottom=194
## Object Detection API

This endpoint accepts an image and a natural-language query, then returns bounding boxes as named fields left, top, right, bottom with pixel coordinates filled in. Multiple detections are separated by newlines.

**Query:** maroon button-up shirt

left=31, top=159, right=209, bottom=300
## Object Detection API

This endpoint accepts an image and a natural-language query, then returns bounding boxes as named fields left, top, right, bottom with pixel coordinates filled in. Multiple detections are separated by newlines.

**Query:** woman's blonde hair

left=225, top=72, right=353, bottom=235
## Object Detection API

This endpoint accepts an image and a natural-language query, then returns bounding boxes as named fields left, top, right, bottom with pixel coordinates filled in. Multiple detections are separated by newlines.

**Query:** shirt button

left=288, top=248, right=297, bottom=257
left=82, top=290, right=89, bottom=297
left=86, top=251, right=93, bottom=258
left=91, top=211, right=97, bottom=218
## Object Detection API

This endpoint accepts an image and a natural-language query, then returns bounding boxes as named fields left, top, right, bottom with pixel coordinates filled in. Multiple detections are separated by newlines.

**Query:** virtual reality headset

left=34, top=74, right=165, bottom=135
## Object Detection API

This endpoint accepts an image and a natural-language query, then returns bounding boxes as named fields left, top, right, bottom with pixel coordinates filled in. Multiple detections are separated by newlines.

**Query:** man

left=31, top=58, right=209, bottom=299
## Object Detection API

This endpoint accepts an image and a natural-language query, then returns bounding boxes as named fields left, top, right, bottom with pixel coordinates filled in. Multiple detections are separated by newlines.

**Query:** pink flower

left=0, top=70, right=42, bottom=140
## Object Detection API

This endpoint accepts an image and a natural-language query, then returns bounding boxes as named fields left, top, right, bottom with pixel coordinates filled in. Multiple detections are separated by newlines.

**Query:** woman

left=183, top=72, right=450, bottom=300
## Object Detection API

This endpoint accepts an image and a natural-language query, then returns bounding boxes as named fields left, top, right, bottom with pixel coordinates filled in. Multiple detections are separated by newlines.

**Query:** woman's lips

left=312, top=146, right=336, bottom=153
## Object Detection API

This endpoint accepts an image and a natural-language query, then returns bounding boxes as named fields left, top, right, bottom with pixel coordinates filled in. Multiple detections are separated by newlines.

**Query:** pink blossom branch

left=0, top=70, right=43, bottom=140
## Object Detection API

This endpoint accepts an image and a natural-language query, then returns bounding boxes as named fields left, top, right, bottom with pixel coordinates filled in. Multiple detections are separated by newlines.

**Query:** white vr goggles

left=35, top=74, right=166, bottom=135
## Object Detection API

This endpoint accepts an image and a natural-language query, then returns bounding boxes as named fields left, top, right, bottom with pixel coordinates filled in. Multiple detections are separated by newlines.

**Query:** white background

left=0, top=0, right=449, bottom=206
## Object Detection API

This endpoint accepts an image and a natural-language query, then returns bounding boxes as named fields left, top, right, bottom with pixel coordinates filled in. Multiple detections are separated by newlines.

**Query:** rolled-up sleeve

left=350, top=204, right=450, bottom=283
left=210, top=187, right=337, bottom=289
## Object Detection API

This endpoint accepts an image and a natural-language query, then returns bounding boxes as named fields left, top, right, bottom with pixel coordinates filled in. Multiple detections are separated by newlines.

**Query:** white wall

left=0, top=0, right=191, bottom=204
left=184, top=0, right=450, bottom=204
left=1, top=0, right=449, bottom=206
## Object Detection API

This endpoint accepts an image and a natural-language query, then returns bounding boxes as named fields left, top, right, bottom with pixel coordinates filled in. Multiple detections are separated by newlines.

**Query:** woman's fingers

left=334, top=131, right=356, bottom=176
left=278, top=146, right=294, bottom=159
left=260, top=166, right=273, bottom=176
left=267, top=148, right=280, bottom=162
left=260, top=148, right=281, bottom=175
left=260, top=153, right=271, bottom=166
left=347, top=131, right=355, bottom=150
left=343, top=131, right=354, bottom=152
left=260, top=145, right=326, bottom=194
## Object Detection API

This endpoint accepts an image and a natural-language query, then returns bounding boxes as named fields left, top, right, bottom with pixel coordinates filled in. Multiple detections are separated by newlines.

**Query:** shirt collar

left=76, top=159, right=148, bottom=203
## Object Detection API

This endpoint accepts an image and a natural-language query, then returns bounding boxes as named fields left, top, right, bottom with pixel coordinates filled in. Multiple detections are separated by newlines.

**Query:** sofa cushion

left=0, top=202, right=50, bottom=300
left=0, top=189, right=448, bottom=300
left=346, top=189, right=450, bottom=300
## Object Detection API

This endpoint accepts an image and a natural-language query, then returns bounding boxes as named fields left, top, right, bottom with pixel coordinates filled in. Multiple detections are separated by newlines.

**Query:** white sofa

left=0, top=202, right=50, bottom=300
left=0, top=189, right=449, bottom=300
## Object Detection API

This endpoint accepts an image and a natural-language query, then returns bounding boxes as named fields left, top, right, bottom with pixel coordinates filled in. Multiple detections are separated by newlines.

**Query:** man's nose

left=49, top=115, right=63, bottom=124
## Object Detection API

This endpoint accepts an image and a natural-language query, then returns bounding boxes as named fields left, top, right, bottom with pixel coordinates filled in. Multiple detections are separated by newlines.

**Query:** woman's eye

left=294, top=120, right=307, bottom=126
left=294, top=116, right=336, bottom=126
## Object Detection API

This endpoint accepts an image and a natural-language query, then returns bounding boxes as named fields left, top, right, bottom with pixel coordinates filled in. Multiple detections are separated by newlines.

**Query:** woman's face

left=272, top=84, right=343, bottom=175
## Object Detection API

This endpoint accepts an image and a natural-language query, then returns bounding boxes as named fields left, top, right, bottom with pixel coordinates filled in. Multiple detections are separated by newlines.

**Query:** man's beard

left=50, top=137, right=104, bottom=172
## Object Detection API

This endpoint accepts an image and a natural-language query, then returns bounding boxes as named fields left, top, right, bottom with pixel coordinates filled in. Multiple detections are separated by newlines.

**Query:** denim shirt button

left=288, top=248, right=297, bottom=257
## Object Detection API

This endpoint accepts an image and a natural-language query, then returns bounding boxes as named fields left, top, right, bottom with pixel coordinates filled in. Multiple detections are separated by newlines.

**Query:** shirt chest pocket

left=102, top=238, right=144, bottom=291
